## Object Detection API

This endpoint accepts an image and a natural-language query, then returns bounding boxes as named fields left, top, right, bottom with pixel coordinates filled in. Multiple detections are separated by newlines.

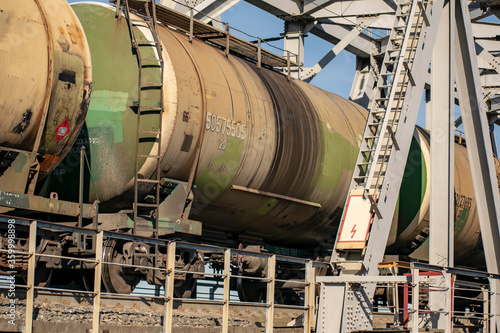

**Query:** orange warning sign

left=39, top=154, right=60, bottom=172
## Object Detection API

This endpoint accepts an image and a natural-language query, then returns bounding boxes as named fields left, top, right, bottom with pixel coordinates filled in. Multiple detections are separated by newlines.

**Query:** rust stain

left=12, top=110, right=32, bottom=135
left=66, top=24, right=81, bottom=45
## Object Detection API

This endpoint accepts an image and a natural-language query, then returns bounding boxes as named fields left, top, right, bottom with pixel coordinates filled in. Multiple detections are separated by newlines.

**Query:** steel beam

left=349, top=57, right=376, bottom=108
left=310, top=22, right=373, bottom=58
left=454, top=0, right=500, bottom=331
left=303, top=18, right=376, bottom=83
left=428, top=2, right=454, bottom=330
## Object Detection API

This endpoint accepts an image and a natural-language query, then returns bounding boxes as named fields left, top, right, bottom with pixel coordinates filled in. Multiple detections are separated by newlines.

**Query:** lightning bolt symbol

left=350, top=224, right=357, bottom=239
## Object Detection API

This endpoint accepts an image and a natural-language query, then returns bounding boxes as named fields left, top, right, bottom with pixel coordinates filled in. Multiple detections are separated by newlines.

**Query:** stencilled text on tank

left=205, top=112, right=246, bottom=150
left=455, top=193, right=473, bottom=210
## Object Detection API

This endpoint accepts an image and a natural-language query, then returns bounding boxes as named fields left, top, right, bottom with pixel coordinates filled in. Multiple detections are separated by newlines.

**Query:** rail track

left=0, top=285, right=306, bottom=333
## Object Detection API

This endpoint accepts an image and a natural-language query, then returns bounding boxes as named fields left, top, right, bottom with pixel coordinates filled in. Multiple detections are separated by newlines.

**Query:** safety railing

left=0, top=216, right=323, bottom=333
left=406, top=263, right=500, bottom=333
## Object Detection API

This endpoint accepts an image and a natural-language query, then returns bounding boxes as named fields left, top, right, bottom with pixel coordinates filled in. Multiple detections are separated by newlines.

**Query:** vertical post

left=404, top=281, right=409, bottom=327
left=287, top=51, right=291, bottom=81
left=394, top=282, right=400, bottom=325
left=454, top=0, right=500, bottom=329
left=266, top=255, right=276, bottom=333
left=24, top=221, right=37, bottom=333
left=257, top=38, right=262, bottom=69
left=304, top=261, right=315, bottom=333
left=189, top=8, right=194, bottom=43
left=92, top=230, right=103, bottom=333
left=115, top=0, right=121, bottom=18
left=483, top=286, right=490, bottom=333
left=225, top=23, right=230, bottom=57
left=444, top=272, right=453, bottom=333
left=78, top=146, right=85, bottom=250
left=222, top=249, right=231, bottom=333
left=164, top=241, right=176, bottom=333
left=411, top=267, right=419, bottom=333
left=91, top=201, right=99, bottom=251
left=429, top=2, right=454, bottom=330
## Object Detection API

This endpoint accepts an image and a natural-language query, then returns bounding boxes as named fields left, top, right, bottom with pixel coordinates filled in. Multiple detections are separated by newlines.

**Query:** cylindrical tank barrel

left=387, top=128, right=486, bottom=267
left=0, top=0, right=91, bottom=177
left=53, top=2, right=367, bottom=247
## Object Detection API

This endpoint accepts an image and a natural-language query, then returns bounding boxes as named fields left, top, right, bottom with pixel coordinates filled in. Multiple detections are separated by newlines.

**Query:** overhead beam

left=194, top=0, right=240, bottom=24
left=303, top=18, right=377, bottom=82
left=310, top=21, right=374, bottom=58
left=243, top=0, right=299, bottom=17
left=303, top=0, right=337, bottom=16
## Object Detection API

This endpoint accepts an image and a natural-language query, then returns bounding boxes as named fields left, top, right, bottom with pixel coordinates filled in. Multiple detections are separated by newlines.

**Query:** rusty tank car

left=0, top=0, right=91, bottom=197
left=1, top=0, right=499, bottom=301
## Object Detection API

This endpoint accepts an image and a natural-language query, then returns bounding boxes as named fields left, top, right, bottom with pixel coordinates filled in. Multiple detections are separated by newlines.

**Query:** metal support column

left=24, top=221, right=37, bottom=333
left=222, top=249, right=231, bottom=333
left=164, top=241, right=176, bottom=333
left=304, top=261, right=315, bottom=333
left=266, top=255, right=276, bottom=333
left=284, top=21, right=304, bottom=79
left=92, top=230, right=103, bottom=333
left=453, top=0, right=500, bottom=331
left=429, top=1, right=454, bottom=331
left=411, top=267, right=420, bottom=333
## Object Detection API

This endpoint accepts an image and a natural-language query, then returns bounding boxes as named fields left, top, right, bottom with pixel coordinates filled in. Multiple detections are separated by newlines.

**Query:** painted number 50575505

left=205, top=113, right=246, bottom=140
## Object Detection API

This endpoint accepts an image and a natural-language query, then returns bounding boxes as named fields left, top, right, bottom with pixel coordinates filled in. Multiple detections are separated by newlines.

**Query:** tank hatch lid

left=115, top=0, right=298, bottom=68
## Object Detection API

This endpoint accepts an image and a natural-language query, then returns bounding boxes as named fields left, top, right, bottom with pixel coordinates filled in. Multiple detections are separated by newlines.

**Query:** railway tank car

left=47, top=2, right=491, bottom=262
left=0, top=0, right=91, bottom=197
left=1, top=0, right=499, bottom=299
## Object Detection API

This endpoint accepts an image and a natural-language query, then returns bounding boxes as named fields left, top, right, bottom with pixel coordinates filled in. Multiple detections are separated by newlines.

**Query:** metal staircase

left=332, top=0, right=437, bottom=271
left=121, top=0, right=164, bottom=236
left=357, top=0, right=427, bottom=203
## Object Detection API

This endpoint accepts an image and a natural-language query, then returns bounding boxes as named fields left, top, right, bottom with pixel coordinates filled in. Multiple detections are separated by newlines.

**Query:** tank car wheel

left=174, top=274, right=197, bottom=298
left=16, top=262, right=52, bottom=288
left=237, top=275, right=266, bottom=302
left=102, top=239, right=141, bottom=294
left=275, top=289, right=301, bottom=305
left=76, top=270, right=95, bottom=292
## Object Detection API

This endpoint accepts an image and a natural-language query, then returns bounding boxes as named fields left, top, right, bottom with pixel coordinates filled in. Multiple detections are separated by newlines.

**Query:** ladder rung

left=137, top=178, right=160, bottom=184
left=139, top=129, right=161, bottom=134
left=136, top=202, right=159, bottom=208
left=142, top=58, right=163, bottom=62
left=141, top=81, right=162, bottom=86
left=138, top=154, right=161, bottom=159
left=137, top=41, right=158, bottom=46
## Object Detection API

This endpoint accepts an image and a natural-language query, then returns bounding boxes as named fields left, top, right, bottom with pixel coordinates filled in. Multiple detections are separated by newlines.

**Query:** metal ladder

left=121, top=0, right=164, bottom=236
left=357, top=0, right=427, bottom=199
left=332, top=0, right=433, bottom=268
